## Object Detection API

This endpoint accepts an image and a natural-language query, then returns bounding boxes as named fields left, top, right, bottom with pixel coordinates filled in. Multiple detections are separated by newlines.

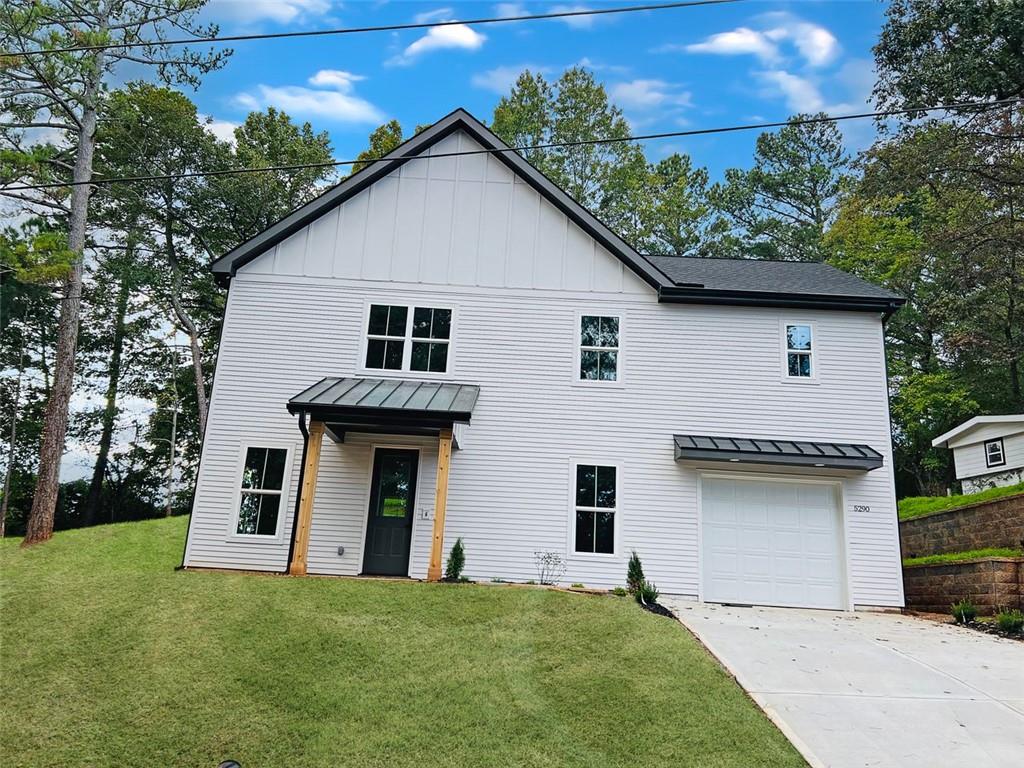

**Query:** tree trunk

left=1, top=360, right=21, bottom=538
left=82, top=262, right=132, bottom=526
left=163, top=215, right=208, bottom=435
left=23, top=59, right=103, bottom=547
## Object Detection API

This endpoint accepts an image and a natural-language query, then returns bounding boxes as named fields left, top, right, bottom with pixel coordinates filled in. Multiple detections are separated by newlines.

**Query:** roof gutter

left=658, top=285, right=906, bottom=314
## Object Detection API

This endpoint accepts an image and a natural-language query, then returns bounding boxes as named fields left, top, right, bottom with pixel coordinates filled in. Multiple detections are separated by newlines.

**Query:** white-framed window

left=364, top=303, right=452, bottom=374
left=578, top=314, right=620, bottom=382
left=985, top=439, right=1006, bottom=468
left=784, top=322, right=815, bottom=379
left=572, top=462, right=617, bottom=555
left=232, top=446, right=290, bottom=539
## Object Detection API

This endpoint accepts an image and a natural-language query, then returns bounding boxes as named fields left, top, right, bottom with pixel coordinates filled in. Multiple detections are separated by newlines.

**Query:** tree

left=351, top=120, right=404, bottom=175
left=0, top=0, right=226, bottom=545
left=873, top=0, right=1024, bottom=110
left=635, top=154, right=718, bottom=256
left=710, top=115, right=849, bottom=261
left=491, top=71, right=554, bottom=171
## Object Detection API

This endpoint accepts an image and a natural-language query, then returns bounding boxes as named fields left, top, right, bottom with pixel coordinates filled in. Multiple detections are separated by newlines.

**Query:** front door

left=363, top=448, right=419, bottom=576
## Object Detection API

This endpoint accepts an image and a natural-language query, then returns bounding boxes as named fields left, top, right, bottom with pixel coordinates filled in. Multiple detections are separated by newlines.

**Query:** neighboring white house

left=181, top=109, right=908, bottom=611
left=932, top=415, right=1024, bottom=493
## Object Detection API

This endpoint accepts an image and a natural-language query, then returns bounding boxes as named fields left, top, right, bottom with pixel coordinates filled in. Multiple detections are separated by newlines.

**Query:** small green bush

left=951, top=598, right=977, bottom=624
left=996, top=608, right=1024, bottom=634
left=444, top=538, right=465, bottom=581
left=610, top=586, right=628, bottom=597
left=636, top=580, right=660, bottom=606
left=570, top=583, right=585, bottom=589
left=626, top=551, right=645, bottom=594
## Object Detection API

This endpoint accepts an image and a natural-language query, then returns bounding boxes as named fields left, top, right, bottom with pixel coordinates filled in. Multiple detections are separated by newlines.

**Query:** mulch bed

left=641, top=601, right=677, bottom=620
left=958, top=619, right=1024, bottom=641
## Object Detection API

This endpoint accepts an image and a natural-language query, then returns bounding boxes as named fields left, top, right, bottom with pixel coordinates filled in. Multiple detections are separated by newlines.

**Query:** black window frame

left=573, top=462, right=617, bottom=555
left=235, top=446, right=289, bottom=538
left=984, top=438, right=1006, bottom=468
left=578, top=314, right=620, bottom=383
left=364, top=303, right=453, bottom=374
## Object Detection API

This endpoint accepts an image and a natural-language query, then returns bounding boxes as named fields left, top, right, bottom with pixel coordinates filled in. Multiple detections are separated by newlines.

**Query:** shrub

left=533, top=551, right=566, bottom=585
left=951, top=598, right=977, bottom=624
left=626, top=551, right=645, bottom=595
left=636, top=580, right=660, bottom=606
left=610, top=586, right=628, bottom=597
left=444, top=538, right=465, bottom=581
left=996, top=608, right=1024, bottom=634
left=571, top=583, right=585, bottom=589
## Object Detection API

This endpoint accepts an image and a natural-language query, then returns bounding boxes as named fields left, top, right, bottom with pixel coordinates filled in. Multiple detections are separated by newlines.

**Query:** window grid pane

left=574, top=464, right=616, bottom=554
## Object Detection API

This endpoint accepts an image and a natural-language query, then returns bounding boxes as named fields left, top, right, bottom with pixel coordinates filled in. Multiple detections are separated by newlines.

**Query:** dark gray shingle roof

left=644, top=255, right=902, bottom=301
left=673, top=434, right=884, bottom=471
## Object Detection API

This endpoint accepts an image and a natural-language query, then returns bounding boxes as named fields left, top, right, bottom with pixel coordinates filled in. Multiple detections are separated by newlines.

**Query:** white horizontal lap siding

left=953, top=431, right=1024, bottom=480
left=187, top=272, right=902, bottom=604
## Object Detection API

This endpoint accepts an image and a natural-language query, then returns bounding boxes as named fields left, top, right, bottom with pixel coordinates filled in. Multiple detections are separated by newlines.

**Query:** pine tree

left=445, top=537, right=466, bottom=581
left=626, top=551, right=645, bottom=594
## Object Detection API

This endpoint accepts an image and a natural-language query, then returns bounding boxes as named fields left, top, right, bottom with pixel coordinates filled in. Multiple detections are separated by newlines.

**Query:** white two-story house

left=182, top=109, right=907, bottom=611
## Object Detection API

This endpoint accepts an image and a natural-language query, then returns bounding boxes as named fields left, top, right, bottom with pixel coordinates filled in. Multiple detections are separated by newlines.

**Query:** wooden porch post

left=289, top=420, right=325, bottom=576
left=427, top=427, right=453, bottom=582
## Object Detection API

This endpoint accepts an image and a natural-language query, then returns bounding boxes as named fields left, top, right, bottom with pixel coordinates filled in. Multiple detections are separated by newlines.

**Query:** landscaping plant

left=444, top=538, right=466, bottom=581
left=996, top=608, right=1024, bottom=634
left=533, top=551, right=566, bottom=585
left=636, top=580, right=660, bottom=606
left=626, top=551, right=645, bottom=594
left=950, top=598, right=978, bottom=624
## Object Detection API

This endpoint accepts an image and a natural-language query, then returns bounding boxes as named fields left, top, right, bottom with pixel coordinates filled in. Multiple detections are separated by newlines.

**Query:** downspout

left=284, top=410, right=310, bottom=574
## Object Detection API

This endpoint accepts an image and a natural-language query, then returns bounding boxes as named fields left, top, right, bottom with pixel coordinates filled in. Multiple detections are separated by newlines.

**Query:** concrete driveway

left=663, top=600, right=1024, bottom=768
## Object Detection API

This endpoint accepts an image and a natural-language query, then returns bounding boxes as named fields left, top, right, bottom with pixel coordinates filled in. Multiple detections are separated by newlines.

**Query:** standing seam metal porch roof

left=673, top=434, right=884, bottom=471
left=287, top=376, right=480, bottom=423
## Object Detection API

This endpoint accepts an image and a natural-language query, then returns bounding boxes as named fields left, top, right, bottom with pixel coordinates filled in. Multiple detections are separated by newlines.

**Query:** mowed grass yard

left=1, top=517, right=805, bottom=768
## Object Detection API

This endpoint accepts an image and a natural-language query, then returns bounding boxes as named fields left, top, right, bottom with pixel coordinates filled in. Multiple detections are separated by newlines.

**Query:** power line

left=7, top=0, right=741, bottom=57
left=5, top=97, right=1021, bottom=193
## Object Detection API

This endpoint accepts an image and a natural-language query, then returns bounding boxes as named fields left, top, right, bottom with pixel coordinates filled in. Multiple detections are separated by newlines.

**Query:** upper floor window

left=574, top=463, right=617, bottom=555
left=785, top=323, right=814, bottom=379
left=579, top=315, right=619, bottom=382
left=236, top=447, right=288, bottom=537
left=365, top=304, right=451, bottom=374
left=985, top=439, right=1006, bottom=468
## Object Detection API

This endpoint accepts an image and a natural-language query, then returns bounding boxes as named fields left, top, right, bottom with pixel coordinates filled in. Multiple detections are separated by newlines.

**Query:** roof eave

left=673, top=447, right=883, bottom=471
left=658, top=285, right=906, bottom=313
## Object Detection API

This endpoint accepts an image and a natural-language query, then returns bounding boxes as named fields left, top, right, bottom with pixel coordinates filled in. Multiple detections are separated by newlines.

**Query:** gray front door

left=362, top=448, right=419, bottom=576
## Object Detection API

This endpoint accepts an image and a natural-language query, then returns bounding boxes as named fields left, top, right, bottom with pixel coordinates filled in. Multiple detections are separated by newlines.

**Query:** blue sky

left=189, top=0, right=888, bottom=179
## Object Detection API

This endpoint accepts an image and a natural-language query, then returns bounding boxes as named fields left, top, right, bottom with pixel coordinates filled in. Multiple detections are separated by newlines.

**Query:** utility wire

left=6, top=0, right=741, bottom=56
left=5, top=97, right=1021, bottom=193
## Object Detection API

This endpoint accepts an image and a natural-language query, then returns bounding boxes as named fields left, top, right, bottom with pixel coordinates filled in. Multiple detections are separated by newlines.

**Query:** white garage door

left=701, top=477, right=845, bottom=610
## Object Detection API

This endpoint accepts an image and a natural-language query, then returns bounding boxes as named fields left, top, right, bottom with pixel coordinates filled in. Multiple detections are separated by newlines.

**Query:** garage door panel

left=702, top=477, right=845, bottom=610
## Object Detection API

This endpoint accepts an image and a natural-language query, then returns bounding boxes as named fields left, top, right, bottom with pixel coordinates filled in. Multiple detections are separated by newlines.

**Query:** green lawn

left=902, top=547, right=1024, bottom=567
left=898, top=482, right=1024, bottom=520
left=0, top=517, right=804, bottom=768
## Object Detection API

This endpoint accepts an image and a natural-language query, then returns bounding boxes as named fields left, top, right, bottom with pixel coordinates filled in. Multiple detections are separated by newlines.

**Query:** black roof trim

left=658, top=285, right=905, bottom=313
left=673, top=434, right=884, bottom=471
left=210, top=108, right=666, bottom=290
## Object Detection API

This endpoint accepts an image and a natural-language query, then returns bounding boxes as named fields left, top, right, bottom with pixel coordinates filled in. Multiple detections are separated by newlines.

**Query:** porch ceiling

left=673, top=434, right=884, bottom=471
left=287, top=376, right=480, bottom=434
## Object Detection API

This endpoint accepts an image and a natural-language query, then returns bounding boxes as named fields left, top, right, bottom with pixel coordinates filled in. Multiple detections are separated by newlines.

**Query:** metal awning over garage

left=673, top=434, right=883, bottom=471
left=288, top=376, right=480, bottom=438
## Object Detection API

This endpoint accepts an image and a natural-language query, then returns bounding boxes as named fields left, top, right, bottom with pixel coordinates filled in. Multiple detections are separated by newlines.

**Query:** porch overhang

left=287, top=376, right=480, bottom=439
left=673, top=434, right=884, bottom=472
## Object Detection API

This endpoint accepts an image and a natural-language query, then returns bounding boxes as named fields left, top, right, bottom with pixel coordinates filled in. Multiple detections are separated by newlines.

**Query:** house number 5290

left=852, top=505, right=871, bottom=513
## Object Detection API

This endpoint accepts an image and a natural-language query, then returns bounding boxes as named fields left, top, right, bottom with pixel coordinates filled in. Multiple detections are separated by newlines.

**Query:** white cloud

left=681, top=16, right=839, bottom=68
left=494, top=2, right=527, bottom=17
left=388, top=23, right=486, bottom=65
left=471, top=64, right=551, bottom=94
left=234, top=69, right=384, bottom=124
left=756, top=70, right=824, bottom=113
left=685, top=27, right=779, bottom=62
left=609, top=79, right=692, bottom=110
left=413, top=7, right=454, bottom=24
left=208, top=0, right=332, bottom=25
left=550, top=4, right=597, bottom=29
left=199, top=114, right=240, bottom=144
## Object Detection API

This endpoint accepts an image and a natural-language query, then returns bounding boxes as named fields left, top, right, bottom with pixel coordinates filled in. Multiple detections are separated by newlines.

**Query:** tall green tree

left=0, top=0, right=226, bottom=545
left=710, top=115, right=849, bottom=261
left=351, top=120, right=404, bottom=175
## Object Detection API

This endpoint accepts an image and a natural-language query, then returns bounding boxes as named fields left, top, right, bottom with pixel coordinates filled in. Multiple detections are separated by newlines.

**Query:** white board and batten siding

left=184, top=128, right=904, bottom=608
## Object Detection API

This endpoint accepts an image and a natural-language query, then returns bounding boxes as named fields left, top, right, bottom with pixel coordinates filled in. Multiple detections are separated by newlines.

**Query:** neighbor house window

left=985, top=439, right=1006, bottom=468
left=236, top=447, right=287, bottom=536
left=579, top=315, right=619, bottom=381
left=574, top=464, right=616, bottom=554
left=785, top=324, right=814, bottom=378
left=365, top=304, right=452, bottom=373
